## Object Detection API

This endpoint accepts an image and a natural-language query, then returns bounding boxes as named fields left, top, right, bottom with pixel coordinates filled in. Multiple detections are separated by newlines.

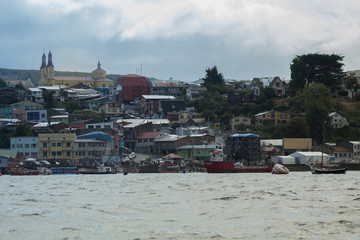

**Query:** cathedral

left=39, top=51, right=114, bottom=93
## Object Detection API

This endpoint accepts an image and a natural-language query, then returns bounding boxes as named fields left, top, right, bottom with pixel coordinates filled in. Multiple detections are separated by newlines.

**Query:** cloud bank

left=1, top=0, right=360, bottom=81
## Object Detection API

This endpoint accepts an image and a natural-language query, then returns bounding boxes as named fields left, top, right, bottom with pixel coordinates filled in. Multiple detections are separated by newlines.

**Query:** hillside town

left=1, top=51, right=360, bottom=174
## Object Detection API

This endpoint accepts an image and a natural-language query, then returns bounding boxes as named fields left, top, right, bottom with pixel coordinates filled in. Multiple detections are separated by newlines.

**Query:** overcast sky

left=1, top=0, right=360, bottom=82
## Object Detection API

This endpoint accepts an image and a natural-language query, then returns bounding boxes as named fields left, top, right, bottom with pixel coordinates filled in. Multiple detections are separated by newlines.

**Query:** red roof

left=136, top=132, right=161, bottom=139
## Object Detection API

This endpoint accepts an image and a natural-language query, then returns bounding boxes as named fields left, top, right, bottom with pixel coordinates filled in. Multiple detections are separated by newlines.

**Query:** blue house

left=10, top=136, right=39, bottom=159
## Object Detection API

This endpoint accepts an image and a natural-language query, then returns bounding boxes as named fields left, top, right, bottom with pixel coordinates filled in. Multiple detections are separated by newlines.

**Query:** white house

left=328, top=112, right=348, bottom=128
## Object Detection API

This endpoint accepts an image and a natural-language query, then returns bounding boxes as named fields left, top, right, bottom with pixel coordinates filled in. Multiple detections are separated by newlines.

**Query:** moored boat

left=203, top=150, right=272, bottom=173
left=9, top=167, right=39, bottom=176
left=310, top=164, right=347, bottom=174
left=311, top=121, right=346, bottom=174
left=51, top=167, right=78, bottom=174
left=271, top=164, right=289, bottom=174
left=78, top=166, right=115, bottom=174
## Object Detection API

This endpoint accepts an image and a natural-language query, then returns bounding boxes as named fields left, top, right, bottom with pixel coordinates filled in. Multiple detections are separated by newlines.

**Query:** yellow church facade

left=39, top=51, right=113, bottom=93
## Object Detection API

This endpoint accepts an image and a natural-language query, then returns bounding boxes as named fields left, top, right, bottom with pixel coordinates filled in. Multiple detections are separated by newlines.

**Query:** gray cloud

left=1, top=0, right=360, bottom=81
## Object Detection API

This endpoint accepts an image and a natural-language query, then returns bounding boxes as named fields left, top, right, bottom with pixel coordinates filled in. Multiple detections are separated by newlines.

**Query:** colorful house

left=176, top=145, right=218, bottom=161
left=10, top=136, right=39, bottom=160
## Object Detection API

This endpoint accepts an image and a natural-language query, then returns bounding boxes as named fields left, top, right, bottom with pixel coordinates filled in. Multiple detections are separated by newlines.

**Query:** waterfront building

left=0, top=149, right=21, bottom=173
left=176, top=144, right=218, bottom=161
left=75, top=139, right=109, bottom=165
left=282, top=138, right=312, bottom=155
left=136, top=132, right=161, bottom=154
left=10, top=136, right=39, bottom=159
left=38, top=133, right=76, bottom=165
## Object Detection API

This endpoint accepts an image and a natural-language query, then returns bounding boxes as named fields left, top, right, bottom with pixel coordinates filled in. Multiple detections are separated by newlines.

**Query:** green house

left=176, top=145, right=219, bottom=161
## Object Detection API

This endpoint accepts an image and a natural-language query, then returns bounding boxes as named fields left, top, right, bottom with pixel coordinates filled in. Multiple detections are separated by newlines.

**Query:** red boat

left=9, top=167, right=39, bottom=176
left=203, top=150, right=272, bottom=173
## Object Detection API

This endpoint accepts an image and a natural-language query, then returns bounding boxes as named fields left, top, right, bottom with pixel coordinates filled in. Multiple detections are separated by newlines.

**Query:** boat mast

left=321, top=121, right=327, bottom=167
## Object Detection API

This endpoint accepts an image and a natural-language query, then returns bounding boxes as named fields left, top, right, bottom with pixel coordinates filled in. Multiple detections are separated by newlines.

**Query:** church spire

left=47, top=50, right=54, bottom=67
left=97, top=60, right=101, bottom=69
left=41, top=52, right=46, bottom=69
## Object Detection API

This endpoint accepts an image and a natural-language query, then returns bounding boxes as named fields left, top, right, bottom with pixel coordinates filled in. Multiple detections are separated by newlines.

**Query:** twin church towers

left=39, top=50, right=113, bottom=92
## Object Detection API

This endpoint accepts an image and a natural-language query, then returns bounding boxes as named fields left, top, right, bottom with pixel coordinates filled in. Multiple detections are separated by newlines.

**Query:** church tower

left=92, top=60, right=106, bottom=79
left=40, top=52, right=47, bottom=85
left=46, top=50, right=54, bottom=79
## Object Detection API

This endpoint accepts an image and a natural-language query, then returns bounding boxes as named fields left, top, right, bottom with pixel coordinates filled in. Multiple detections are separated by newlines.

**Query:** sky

left=1, top=0, right=360, bottom=82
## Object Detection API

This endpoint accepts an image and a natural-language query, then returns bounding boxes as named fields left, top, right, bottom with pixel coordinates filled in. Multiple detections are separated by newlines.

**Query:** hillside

left=0, top=68, right=121, bottom=86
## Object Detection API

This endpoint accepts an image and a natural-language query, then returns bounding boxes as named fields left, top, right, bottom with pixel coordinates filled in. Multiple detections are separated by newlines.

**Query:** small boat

left=37, top=167, right=53, bottom=175
left=78, top=166, right=115, bottom=174
left=51, top=167, right=78, bottom=174
left=203, top=150, right=273, bottom=173
left=271, top=164, right=289, bottom=174
left=9, top=167, right=39, bottom=176
left=311, top=121, right=346, bottom=174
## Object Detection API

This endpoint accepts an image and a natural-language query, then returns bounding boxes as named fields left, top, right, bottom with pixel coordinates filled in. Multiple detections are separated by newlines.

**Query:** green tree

left=65, top=100, right=82, bottom=113
left=290, top=83, right=333, bottom=142
left=15, top=82, right=25, bottom=89
left=0, top=77, right=7, bottom=88
left=285, top=116, right=310, bottom=138
left=203, top=66, right=225, bottom=87
left=344, top=76, right=359, bottom=99
left=289, top=53, right=344, bottom=94
left=12, top=123, right=34, bottom=137
left=72, top=110, right=106, bottom=122
left=200, top=109, right=216, bottom=122
left=0, top=126, right=10, bottom=148
left=43, top=91, right=58, bottom=109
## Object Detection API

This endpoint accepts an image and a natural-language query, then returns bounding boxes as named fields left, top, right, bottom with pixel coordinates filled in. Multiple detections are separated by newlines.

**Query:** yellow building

left=39, top=51, right=113, bottom=93
left=38, top=133, right=76, bottom=165
left=254, top=110, right=291, bottom=126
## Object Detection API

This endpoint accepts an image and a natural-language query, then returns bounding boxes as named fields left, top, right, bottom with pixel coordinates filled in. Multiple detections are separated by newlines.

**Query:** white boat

left=271, top=164, right=289, bottom=174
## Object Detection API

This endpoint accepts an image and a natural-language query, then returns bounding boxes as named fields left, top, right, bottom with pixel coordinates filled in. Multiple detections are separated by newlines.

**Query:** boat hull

left=311, top=167, right=347, bottom=174
left=9, top=172, right=39, bottom=176
left=203, top=161, right=272, bottom=173
left=271, top=164, right=289, bottom=174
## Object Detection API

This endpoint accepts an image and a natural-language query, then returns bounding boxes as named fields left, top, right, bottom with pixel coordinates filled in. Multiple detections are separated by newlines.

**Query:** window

left=66, top=142, right=70, bottom=148
left=67, top=151, right=70, bottom=157
left=25, top=144, right=29, bottom=148
left=31, top=144, right=37, bottom=148
left=52, top=151, right=56, bottom=156
left=52, top=143, right=56, bottom=147
left=43, top=143, right=47, bottom=148
left=12, top=144, right=15, bottom=148
left=57, top=151, right=61, bottom=156
left=57, top=142, right=62, bottom=147
left=43, top=152, right=47, bottom=157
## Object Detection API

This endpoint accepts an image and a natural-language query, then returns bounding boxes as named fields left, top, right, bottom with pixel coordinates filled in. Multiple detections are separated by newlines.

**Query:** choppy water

left=1, top=172, right=360, bottom=240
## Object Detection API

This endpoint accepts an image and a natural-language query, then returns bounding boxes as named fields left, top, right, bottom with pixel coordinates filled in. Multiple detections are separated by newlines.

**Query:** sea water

left=1, top=172, right=360, bottom=240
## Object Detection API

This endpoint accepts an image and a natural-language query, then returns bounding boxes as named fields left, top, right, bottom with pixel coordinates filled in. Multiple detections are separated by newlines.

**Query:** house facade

left=254, top=110, right=291, bottom=126
left=328, top=112, right=349, bottom=128
left=176, top=144, right=218, bottom=161
left=75, top=139, right=109, bottom=165
left=38, top=133, right=76, bottom=165
left=10, top=136, right=39, bottom=159
left=136, top=131, right=162, bottom=154
left=230, top=116, right=252, bottom=130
